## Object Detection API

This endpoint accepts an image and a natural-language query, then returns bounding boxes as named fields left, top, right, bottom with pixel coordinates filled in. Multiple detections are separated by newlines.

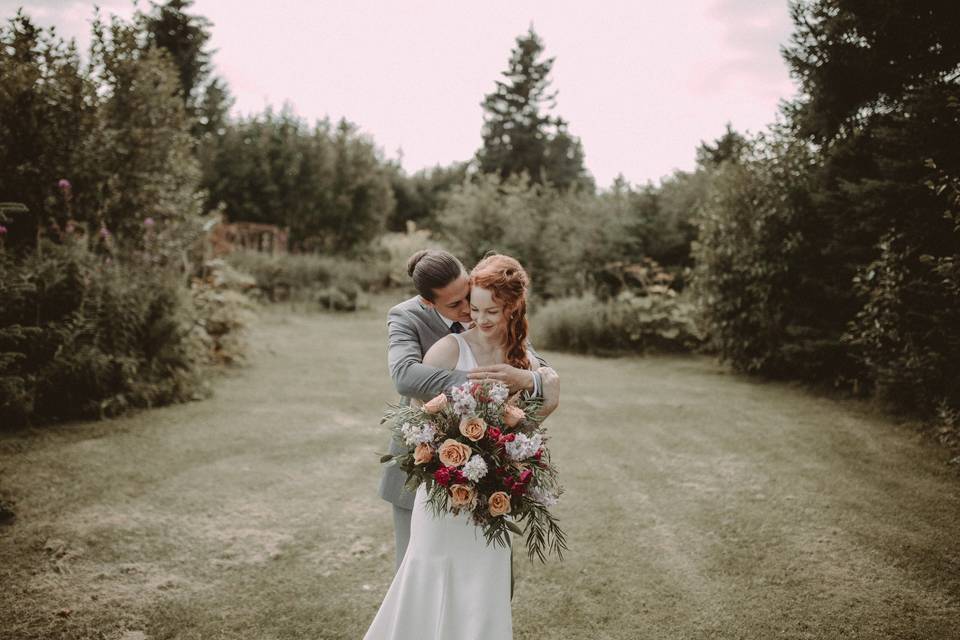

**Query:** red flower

left=434, top=467, right=452, bottom=486
left=511, top=483, right=527, bottom=497
left=486, top=427, right=502, bottom=441
left=518, top=469, right=533, bottom=485
left=451, top=469, right=466, bottom=484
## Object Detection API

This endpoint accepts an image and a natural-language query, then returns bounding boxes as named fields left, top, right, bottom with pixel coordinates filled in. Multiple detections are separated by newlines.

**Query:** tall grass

left=531, top=292, right=703, bottom=356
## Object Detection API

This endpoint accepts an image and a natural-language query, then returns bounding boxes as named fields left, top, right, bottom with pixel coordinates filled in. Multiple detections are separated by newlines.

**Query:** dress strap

left=450, top=332, right=477, bottom=370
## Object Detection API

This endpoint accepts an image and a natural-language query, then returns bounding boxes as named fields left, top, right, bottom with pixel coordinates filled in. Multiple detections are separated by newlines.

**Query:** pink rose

left=437, top=439, right=472, bottom=467
left=413, top=443, right=433, bottom=465
left=449, top=483, right=477, bottom=509
left=423, top=393, right=448, bottom=414
left=459, top=416, right=486, bottom=442
left=503, top=405, right=525, bottom=428
left=488, top=491, right=512, bottom=517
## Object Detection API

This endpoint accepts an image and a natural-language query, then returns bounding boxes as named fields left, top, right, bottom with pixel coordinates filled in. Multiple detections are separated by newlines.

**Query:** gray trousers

left=392, top=504, right=412, bottom=571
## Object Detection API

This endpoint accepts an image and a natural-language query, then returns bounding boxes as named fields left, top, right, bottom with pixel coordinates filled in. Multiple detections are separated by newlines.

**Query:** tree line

left=2, top=0, right=957, bottom=427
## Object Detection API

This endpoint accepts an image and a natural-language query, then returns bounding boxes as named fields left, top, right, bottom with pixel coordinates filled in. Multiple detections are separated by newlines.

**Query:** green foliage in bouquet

left=380, top=381, right=567, bottom=562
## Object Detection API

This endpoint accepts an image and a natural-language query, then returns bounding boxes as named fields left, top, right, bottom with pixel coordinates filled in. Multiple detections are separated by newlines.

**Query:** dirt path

left=2, top=300, right=958, bottom=639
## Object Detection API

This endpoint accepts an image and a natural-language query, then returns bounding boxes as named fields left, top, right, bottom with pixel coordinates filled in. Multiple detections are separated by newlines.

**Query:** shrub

left=437, top=173, right=702, bottom=301
left=0, top=241, right=206, bottom=427
left=375, top=228, right=448, bottom=289
left=190, top=260, right=256, bottom=366
left=690, top=133, right=842, bottom=380
left=531, top=291, right=702, bottom=356
left=841, top=168, right=960, bottom=416
left=224, top=249, right=391, bottom=310
left=0, top=11, right=202, bottom=255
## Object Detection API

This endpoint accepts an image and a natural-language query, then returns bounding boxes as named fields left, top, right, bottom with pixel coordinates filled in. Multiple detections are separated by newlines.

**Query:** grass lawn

left=2, top=295, right=959, bottom=639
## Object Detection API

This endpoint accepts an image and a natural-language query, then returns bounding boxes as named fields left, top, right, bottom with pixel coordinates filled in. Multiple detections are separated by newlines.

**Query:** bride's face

left=469, top=286, right=508, bottom=340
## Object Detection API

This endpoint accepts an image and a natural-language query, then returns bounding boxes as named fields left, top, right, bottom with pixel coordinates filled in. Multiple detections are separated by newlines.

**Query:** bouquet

left=381, top=380, right=567, bottom=562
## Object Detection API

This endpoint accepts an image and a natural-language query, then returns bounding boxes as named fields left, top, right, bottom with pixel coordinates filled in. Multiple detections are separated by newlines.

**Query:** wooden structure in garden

left=206, top=216, right=289, bottom=257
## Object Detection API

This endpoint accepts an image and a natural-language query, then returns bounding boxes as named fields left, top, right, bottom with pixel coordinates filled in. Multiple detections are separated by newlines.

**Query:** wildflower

left=144, top=217, right=156, bottom=227
left=0, top=224, right=7, bottom=235
left=58, top=178, right=71, bottom=190
left=99, top=227, right=111, bottom=239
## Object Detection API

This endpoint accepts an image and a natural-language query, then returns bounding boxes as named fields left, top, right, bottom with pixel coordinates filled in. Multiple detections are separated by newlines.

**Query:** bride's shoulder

left=423, top=334, right=461, bottom=368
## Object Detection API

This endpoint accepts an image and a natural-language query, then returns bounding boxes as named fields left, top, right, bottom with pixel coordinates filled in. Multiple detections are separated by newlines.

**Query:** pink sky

left=8, top=0, right=798, bottom=188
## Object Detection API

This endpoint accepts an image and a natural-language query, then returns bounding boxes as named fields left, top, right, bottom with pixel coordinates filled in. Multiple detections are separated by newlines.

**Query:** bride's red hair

left=470, top=254, right=530, bottom=370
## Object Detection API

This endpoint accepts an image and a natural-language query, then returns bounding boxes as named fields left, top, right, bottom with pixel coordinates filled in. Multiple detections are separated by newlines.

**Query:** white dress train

left=364, top=333, right=512, bottom=640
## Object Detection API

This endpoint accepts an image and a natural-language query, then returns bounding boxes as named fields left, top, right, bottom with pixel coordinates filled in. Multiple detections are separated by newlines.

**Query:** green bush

left=224, top=249, right=391, bottom=310
left=531, top=291, right=702, bottom=356
left=375, top=229, right=449, bottom=289
left=0, top=241, right=207, bottom=427
left=690, top=133, right=844, bottom=380
left=437, top=173, right=702, bottom=301
left=841, top=169, right=960, bottom=416
left=190, top=260, right=256, bottom=366
left=0, top=11, right=201, bottom=255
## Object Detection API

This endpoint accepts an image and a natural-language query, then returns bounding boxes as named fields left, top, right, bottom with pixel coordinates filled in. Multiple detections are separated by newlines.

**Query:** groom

left=379, top=249, right=555, bottom=570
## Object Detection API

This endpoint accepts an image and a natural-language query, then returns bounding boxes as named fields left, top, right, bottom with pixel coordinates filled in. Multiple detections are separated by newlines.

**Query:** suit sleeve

left=527, top=340, right=549, bottom=368
left=388, top=306, right=470, bottom=401
left=524, top=340, right=549, bottom=400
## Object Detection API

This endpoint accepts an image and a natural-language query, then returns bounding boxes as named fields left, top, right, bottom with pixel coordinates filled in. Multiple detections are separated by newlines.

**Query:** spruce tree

left=477, top=28, right=591, bottom=191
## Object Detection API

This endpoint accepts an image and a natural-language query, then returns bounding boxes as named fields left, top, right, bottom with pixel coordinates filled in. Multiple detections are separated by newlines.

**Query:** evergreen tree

left=695, top=123, right=748, bottom=169
left=783, top=0, right=960, bottom=141
left=142, top=0, right=212, bottom=110
left=477, top=28, right=591, bottom=191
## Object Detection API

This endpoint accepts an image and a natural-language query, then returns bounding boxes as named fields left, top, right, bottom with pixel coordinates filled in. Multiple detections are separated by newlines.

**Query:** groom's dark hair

left=407, top=249, right=465, bottom=301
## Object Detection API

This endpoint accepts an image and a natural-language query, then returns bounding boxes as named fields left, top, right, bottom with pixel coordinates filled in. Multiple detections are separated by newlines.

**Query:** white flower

left=400, top=421, right=436, bottom=446
left=527, top=484, right=559, bottom=507
left=462, top=454, right=488, bottom=482
left=488, top=382, right=509, bottom=405
left=505, top=432, right=542, bottom=461
left=450, top=381, right=477, bottom=416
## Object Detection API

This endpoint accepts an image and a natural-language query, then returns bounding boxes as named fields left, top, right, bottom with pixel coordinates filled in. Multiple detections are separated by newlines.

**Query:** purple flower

left=0, top=224, right=7, bottom=235
left=99, top=227, right=111, bottom=239
left=58, top=179, right=71, bottom=190
left=144, top=217, right=156, bottom=227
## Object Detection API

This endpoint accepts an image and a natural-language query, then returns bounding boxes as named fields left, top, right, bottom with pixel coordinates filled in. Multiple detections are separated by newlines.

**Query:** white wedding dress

left=364, top=332, right=513, bottom=640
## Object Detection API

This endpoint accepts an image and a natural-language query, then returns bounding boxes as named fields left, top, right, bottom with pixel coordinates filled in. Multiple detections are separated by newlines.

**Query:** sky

left=8, top=0, right=799, bottom=188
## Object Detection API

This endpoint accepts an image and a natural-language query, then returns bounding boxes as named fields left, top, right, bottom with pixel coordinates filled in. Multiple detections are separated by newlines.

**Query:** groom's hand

left=467, top=364, right=535, bottom=395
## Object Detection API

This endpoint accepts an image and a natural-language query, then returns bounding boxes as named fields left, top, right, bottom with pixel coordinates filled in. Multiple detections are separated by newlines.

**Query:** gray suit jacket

left=378, top=295, right=547, bottom=509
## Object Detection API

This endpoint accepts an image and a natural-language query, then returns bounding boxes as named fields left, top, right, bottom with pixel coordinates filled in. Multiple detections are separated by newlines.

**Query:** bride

left=364, top=253, right=560, bottom=640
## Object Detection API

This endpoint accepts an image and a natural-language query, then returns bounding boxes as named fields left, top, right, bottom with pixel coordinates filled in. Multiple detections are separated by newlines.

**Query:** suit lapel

left=417, top=298, right=452, bottom=340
